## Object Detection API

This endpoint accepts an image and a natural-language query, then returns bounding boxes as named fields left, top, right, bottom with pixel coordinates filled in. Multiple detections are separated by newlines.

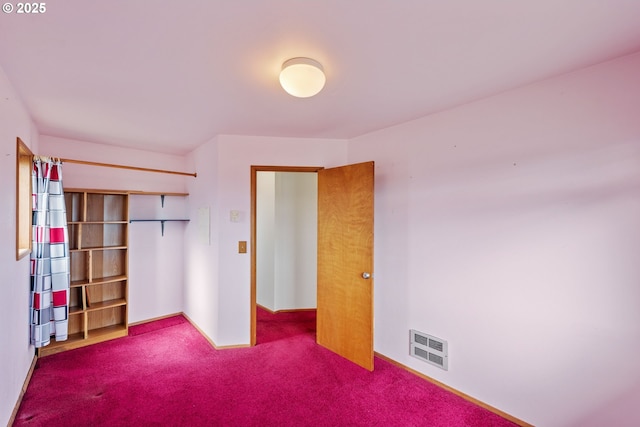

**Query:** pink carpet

left=14, top=309, right=519, bottom=426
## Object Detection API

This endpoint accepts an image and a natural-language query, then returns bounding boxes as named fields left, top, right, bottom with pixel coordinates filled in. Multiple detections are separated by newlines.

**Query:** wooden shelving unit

left=38, top=189, right=129, bottom=357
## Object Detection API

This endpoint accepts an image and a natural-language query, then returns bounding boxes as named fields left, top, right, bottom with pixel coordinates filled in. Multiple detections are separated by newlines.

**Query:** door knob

left=362, top=272, right=371, bottom=279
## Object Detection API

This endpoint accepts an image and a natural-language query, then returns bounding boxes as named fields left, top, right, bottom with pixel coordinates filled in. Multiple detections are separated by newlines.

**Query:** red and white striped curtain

left=30, top=158, right=70, bottom=348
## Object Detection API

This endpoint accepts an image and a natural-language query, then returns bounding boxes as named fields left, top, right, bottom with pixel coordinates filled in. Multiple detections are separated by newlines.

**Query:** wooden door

left=317, top=161, right=374, bottom=371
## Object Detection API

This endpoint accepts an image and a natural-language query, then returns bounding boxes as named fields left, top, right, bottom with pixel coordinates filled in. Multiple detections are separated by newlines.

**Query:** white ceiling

left=1, top=1, right=640, bottom=154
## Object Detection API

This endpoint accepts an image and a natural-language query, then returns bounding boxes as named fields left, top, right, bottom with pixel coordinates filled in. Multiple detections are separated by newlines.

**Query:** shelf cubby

left=38, top=189, right=129, bottom=357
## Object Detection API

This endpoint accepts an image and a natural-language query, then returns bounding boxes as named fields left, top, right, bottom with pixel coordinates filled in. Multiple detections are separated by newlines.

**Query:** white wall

left=183, top=138, right=221, bottom=344
left=39, top=135, right=189, bottom=324
left=184, top=135, right=347, bottom=346
left=39, top=135, right=188, bottom=194
left=348, top=52, right=640, bottom=427
left=274, top=172, right=317, bottom=310
left=128, top=193, right=186, bottom=323
left=256, top=172, right=276, bottom=309
left=257, top=172, right=317, bottom=311
left=0, top=65, right=40, bottom=426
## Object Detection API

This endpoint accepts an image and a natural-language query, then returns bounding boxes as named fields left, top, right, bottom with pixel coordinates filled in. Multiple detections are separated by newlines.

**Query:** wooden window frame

left=16, top=137, right=33, bottom=260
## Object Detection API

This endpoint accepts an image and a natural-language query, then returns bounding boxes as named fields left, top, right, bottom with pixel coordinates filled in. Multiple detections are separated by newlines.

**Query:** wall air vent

left=410, top=329, right=448, bottom=370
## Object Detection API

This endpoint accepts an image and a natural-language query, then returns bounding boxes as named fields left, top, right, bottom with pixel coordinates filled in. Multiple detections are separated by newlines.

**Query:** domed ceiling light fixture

left=279, top=57, right=326, bottom=98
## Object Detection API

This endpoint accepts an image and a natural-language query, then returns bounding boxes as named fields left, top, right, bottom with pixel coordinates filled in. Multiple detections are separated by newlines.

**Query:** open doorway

left=250, top=166, right=323, bottom=346
left=251, top=162, right=375, bottom=370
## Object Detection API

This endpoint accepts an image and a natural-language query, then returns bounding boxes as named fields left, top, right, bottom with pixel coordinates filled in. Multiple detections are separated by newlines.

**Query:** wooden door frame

left=250, top=165, right=324, bottom=346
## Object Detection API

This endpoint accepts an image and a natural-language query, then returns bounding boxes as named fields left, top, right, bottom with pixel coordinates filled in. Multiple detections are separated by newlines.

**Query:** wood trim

left=181, top=312, right=250, bottom=350
left=128, top=312, right=183, bottom=326
left=129, top=312, right=240, bottom=350
left=37, top=326, right=128, bottom=357
left=128, top=191, right=189, bottom=196
left=60, top=157, right=197, bottom=177
left=16, top=138, right=33, bottom=260
left=257, top=304, right=316, bottom=314
left=250, top=165, right=324, bottom=347
left=65, top=188, right=130, bottom=195
left=250, top=167, right=257, bottom=346
left=250, top=165, right=326, bottom=173
left=64, top=189, right=189, bottom=197
left=9, top=354, right=37, bottom=426
left=212, top=343, right=252, bottom=350
left=374, top=352, right=534, bottom=427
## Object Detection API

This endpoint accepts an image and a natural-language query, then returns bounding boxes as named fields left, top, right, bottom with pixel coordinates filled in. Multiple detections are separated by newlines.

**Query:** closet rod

left=60, top=158, right=197, bottom=177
